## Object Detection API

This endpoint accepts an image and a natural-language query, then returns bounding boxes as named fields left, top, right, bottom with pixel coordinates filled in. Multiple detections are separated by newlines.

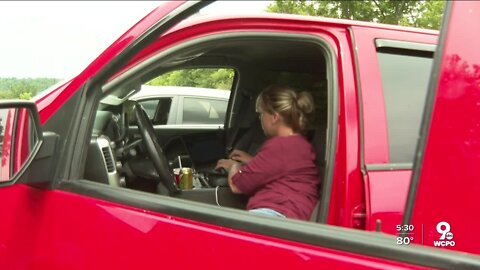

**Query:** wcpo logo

left=433, top=221, right=455, bottom=247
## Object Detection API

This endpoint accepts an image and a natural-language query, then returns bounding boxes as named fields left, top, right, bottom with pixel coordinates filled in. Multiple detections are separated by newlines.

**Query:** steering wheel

left=133, top=104, right=180, bottom=195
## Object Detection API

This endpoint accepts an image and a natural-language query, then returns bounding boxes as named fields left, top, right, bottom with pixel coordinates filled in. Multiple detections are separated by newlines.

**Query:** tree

left=266, top=0, right=445, bottom=30
left=408, top=0, right=445, bottom=29
left=0, top=78, right=60, bottom=100
left=147, top=68, right=234, bottom=90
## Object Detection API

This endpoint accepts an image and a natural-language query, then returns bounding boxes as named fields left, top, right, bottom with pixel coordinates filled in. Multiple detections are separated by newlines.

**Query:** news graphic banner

left=396, top=221, right=455, bottom=247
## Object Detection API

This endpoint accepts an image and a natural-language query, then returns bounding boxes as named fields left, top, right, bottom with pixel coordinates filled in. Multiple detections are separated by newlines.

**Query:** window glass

left=144, top=68, right=234, bottom=126
left=377, top=50, right=433, bottom=163
left=183, top=98, right=228, bottom=124
left=137, top=98, right=173, bottom=125
left=138, top=99, right=159, bottom=119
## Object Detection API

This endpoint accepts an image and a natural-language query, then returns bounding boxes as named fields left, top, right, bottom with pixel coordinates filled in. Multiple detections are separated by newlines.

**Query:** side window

left=137, top=98, right=172, bottom=125
left=138, top=99, right=159, bottom=119
left=145, top=67, right=234, bottom=126
left=377, top=47, right=434, bottom=163
left=182, top=98, right=228, bottom=125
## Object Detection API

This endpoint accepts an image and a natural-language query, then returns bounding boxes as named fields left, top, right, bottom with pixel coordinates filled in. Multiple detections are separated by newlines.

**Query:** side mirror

left=0, top=101, right=42, bottom=184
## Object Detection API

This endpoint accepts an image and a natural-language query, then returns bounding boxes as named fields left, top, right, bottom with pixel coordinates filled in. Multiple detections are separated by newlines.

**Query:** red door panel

left=0, top=184, right=433, bottom=270
left=407, top=1, right=480, bottom=255
left=365, top=170, right=412, bottom=234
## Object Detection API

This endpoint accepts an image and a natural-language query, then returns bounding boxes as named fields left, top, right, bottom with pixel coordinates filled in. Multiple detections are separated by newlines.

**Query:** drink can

left=173, top=168, right=181, bottom=185
left=179, top=167, right=193, bottom=189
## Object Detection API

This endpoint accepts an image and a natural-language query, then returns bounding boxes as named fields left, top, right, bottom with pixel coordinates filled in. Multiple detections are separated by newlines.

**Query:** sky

left=0, top=1, right=272, bottom=79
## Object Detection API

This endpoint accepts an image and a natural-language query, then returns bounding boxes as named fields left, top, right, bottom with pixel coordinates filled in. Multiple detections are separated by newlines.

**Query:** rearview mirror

left=0, top=101, right=42, bottom=184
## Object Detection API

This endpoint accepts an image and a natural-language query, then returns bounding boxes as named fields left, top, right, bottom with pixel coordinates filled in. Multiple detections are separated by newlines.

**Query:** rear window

left=182, top=97, right=228, bottom=125
left=377, top=48, right=433, bottom=163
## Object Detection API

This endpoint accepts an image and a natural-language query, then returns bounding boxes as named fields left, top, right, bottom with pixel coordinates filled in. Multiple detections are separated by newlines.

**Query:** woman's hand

left=228, top=149, right=253, bottom=163
left=215, top=158, right=239, bottom=171
left=215, top=159, right=243, bottom=194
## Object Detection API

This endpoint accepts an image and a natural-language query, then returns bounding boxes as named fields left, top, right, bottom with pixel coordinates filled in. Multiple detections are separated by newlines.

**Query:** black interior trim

left=59, top=179, right=480, bottom=269
left=21, top=132, right=60, bottom=188
left=39, top=84, right=87, bottom=186
left=377, top=47, right=434, bottom=58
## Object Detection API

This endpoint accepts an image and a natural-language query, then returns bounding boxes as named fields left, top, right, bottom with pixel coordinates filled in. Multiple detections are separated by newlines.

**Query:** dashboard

left=85, top=99, right=231, bottom=194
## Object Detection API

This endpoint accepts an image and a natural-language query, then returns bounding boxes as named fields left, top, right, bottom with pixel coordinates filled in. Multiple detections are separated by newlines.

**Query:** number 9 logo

left=436, top=221, right=451, bottom=240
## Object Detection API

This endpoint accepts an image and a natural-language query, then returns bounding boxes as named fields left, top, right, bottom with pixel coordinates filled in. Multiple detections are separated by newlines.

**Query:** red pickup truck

left=0, top=1, right=478, bottom=269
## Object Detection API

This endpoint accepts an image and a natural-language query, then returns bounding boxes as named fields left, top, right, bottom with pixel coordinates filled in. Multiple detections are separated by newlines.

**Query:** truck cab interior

left=84, top=34, right=333, bottom=217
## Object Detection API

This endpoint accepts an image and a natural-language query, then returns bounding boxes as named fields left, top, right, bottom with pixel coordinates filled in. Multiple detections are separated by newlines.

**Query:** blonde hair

left=256, top=85, right=314, bottom=133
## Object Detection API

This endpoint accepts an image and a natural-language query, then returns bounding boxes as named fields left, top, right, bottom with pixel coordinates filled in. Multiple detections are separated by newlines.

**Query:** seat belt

left=225, top=93, right=252, bottom=155
left=225, top=127, right=239, bottom=155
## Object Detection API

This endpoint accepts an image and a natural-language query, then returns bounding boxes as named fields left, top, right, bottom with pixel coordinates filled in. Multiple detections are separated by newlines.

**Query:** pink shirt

left=232, top=135, right=320, bottom=220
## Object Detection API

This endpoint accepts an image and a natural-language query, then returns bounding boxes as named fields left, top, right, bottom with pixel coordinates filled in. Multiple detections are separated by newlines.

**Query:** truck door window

left=377, top=48, right=433, bottom=163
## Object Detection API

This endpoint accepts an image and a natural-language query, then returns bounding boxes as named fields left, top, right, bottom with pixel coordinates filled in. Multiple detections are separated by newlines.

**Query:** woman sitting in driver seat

left=216, top=85, right=320, bottom=220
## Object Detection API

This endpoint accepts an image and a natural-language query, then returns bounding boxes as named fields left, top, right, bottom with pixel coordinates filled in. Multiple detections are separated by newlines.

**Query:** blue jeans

left=249, top=208, right=286, bottom=218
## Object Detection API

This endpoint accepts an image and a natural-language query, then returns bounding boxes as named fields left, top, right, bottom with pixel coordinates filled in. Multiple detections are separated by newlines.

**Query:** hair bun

left=256, top=85, right=315, bottom=134
left=296, top=91, right=314, bottom=115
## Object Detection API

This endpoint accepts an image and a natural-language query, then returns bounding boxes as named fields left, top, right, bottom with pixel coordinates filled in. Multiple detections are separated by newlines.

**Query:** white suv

left=130, top=85, right=230, bottom=129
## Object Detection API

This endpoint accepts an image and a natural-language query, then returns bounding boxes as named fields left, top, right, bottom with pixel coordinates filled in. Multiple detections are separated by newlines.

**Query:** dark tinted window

left=182, top=98, right=228, bottom=124
left=377, top=50, right=433, bottom=163
left=138, top=100, right=159, bottom=119
left=138, top=98, right=172, bottom=125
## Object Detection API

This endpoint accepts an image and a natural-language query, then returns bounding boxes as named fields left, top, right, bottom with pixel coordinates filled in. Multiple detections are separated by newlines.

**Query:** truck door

left=404, top=1, right=480, bottom=256
left=350, top=22, right=437, bottom=234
